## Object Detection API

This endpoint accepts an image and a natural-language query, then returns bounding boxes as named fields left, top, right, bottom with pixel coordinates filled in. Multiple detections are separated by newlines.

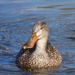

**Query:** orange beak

left=22, top=32, right=38, bottom=49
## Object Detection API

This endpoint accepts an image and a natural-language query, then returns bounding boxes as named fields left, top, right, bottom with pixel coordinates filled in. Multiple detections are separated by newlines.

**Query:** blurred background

left=0, top=0, right=75, bottom=75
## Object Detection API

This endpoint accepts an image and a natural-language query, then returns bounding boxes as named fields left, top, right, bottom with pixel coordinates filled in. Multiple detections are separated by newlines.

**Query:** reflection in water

left=0, top=45, right=6, bottom=50
left=67, top=37, right=75, bottom=41
left=60, top=14, right=73, bottom=16
left=37, top=4, right=71, bottom=9
left=60, top=8, right=75, bottom=10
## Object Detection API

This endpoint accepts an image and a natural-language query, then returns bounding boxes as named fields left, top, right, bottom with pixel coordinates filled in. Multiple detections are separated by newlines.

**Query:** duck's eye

left=40, top=26, right=44, bottom=29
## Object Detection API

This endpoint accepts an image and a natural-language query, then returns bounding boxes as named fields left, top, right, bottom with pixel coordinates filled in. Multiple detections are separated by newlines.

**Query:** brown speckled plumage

left=16, top=21, right=62, bottom=72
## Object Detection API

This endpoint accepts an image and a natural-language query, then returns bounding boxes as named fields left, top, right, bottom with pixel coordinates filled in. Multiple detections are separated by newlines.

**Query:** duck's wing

left=46, top=42, right=56, bottom=52
left=46, top=42, right=61, bottom=59
left=46, top=42, right=62, bottom=66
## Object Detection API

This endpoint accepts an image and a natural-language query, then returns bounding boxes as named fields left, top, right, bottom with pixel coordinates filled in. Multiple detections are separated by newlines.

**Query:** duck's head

left=23, top=21, right=49, bottom=49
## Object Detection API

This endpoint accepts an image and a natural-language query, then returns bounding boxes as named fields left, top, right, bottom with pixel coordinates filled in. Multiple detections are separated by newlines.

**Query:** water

left=0, top=0, right=75, bottom=75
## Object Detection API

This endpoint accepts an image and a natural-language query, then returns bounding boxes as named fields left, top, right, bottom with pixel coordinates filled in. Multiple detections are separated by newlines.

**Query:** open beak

left=22, top=32, right=38, bottom=49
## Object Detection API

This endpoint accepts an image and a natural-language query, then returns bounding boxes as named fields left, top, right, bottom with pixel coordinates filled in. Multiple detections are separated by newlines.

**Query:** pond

left=0, top=0, right=75, bottom=75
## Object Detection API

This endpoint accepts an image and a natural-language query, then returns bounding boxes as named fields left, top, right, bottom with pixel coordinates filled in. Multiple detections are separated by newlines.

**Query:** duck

left=16, top=21, right=62, bottom=72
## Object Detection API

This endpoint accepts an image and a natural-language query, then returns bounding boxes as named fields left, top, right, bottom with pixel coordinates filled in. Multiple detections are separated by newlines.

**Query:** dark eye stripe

left=40, top=25, right=47, bottom=29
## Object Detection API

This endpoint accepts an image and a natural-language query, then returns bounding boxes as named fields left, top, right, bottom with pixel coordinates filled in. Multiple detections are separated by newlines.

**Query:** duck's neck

left=35, top=37, right=48, bottom=53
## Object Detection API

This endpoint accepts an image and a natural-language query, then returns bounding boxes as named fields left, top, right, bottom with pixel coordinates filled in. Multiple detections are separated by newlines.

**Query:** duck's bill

left=23, top=32, right=38, bottom=49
